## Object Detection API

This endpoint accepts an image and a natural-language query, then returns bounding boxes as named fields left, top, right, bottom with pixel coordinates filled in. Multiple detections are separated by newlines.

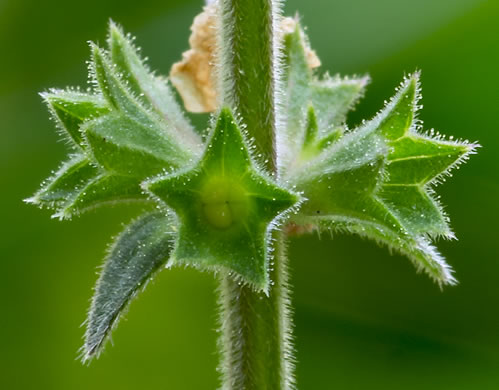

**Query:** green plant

left=26, top=0, right=478, bottom=388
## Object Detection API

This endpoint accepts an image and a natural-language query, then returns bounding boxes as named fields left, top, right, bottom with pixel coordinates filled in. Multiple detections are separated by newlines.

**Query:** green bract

left=145, top=108, right=299, bottom=291
left=26, top=13, right=477, bottom=366
left=280, top=24, right=476, bottom=285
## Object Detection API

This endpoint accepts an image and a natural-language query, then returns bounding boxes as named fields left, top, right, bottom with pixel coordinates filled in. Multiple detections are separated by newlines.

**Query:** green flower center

left=201, top=177, right=249, bottom=229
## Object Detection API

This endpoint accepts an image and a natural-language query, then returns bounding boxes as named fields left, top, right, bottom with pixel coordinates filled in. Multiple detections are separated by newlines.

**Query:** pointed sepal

left=144, top=108, right=299, bottom=292
left=42, top=90, right=109, bottom=148
left=55, top=174, right=145, bottom=220
left=90, top=43, right=151, bottom=123
left=376, top=74, right=477, bottom=238
left=107, top=22, right=200, bottom=150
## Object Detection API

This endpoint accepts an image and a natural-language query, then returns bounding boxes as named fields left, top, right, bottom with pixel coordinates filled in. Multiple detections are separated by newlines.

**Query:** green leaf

left=300, top=105, right=343, bottom=161
left=82, top=211, right=175, bottom=361
left=292, top=73, right=477, bottom=285
left=107, top=22, right=201, bottom=150
left=144, top=108, right=299, bottom=292
left=280, top=23, right=367, bottom=173
left=83, top=113, right=190, bottom=177
left=42, top=90, right=110, bottom=148
left=25, top=156, right=99, bottom=210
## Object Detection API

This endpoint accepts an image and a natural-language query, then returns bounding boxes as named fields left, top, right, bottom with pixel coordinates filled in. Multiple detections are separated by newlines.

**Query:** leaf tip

left=88, top=40, right=99, bottom=53
left=356, top=74, right=371, bottom=88
left=218, top=106, right=233, bottom=122
left=464, top=140, right=481, bottom=155
left=108, top=18, right=119, bottom=32
left=108, top=19, right=126, bottom=46
left=51, top=206, right=75, bottom=221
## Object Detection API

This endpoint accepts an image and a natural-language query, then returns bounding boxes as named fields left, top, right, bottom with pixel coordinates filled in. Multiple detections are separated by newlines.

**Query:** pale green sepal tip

left=25, top=156, right=99, bottom=214
left=41, top=90, right=110, bottom=149
left=90, top=42, right=156, bottom=126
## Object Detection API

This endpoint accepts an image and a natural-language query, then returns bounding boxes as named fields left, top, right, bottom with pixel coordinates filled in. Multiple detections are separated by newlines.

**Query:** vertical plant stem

left=218, top=231, right=294, bottom=390
left=218, top=0, right=279, bottom=172
left=217, top=0, right=295, bottom=389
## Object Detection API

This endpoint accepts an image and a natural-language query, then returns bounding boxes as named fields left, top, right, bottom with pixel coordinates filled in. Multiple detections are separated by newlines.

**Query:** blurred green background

left=1, top=0, right=498, bottom=388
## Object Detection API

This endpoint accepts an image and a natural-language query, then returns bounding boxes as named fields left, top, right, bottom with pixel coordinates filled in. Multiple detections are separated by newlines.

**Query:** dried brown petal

left=281, top=17, right=321, bottom=69
left=170, top=4, right=217, bottom=113
left=170, top=10, right=321, bottom=113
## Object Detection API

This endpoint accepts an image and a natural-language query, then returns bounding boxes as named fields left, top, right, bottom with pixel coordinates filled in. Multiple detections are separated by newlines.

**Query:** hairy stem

left=218, top=0, right=279, bottom=172
left=217, top=2, right=294, bottom=388
left=217, top=231, right=294, bottom=389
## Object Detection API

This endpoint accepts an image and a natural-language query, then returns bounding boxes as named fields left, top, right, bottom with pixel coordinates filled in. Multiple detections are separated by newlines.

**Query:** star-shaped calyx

left=144, top=108, right=299, bottom=292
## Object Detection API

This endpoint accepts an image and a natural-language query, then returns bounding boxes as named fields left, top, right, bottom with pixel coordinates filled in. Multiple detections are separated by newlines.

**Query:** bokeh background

left=1, top=0, right=498, bottom=388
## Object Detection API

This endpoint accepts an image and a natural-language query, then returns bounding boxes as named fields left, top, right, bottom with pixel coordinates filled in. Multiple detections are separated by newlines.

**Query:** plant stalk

left=216, top=0, right=295, bottom=389
left=217, top=0, right=278, bottom=172
left=217, top=231, right=294, bottom=390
